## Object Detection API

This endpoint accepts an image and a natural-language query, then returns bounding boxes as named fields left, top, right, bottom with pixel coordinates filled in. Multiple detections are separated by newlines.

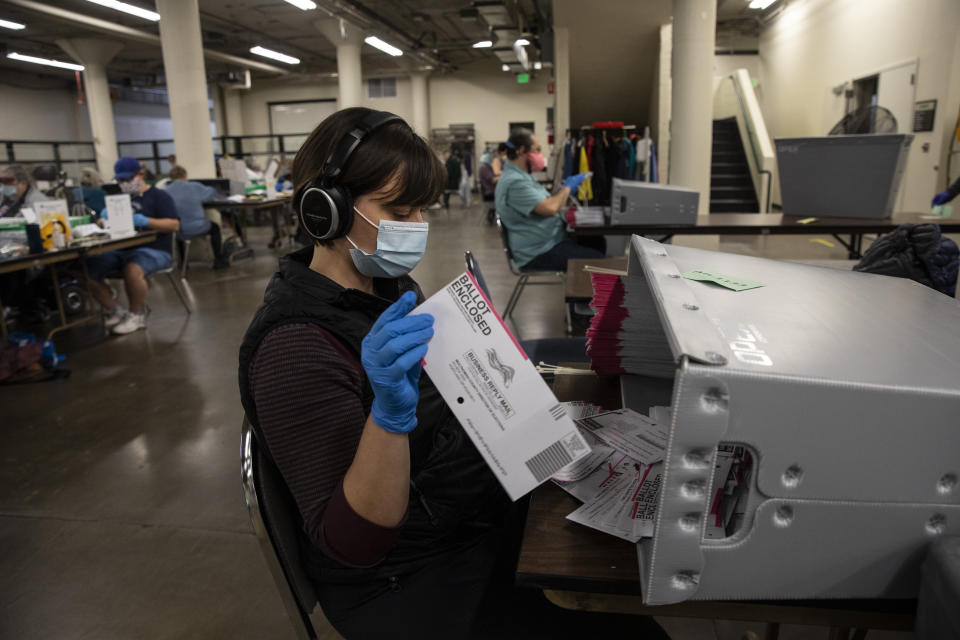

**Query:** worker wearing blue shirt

left=85, top=157, right=180, bottom=335
left=494, top=128, right=602, bottom=271
left=164, top=165, right=228, bottom=269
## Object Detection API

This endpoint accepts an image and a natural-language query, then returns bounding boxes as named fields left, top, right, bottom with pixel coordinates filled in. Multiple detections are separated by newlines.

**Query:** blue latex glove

left=99, top=207, right=108, bottom=220
left=133, top=213, right=150, bottom=229
left=562, top=173, right=590, bottom=191
left=361, top=290, right=434, bottom=434
left=932, top=191, right=952, bottom=206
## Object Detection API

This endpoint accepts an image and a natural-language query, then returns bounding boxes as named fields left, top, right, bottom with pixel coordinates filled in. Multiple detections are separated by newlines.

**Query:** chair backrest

left=151, top=233, right=181, bottom=276
left=463, top=250, right=492, bottom=300
left=241, top=417, right=325, bottom=640
left=494, top=215, right=523, bottom=276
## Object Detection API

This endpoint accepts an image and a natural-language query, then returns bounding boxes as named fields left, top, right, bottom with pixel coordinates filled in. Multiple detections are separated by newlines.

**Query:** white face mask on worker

left=345, top=207, right=429, bottom=279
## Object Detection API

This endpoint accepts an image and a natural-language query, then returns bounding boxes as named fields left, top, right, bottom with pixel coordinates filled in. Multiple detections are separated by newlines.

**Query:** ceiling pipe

left=315, top=0, right=452, bottom=70
left=4, top=0, right=290, bottom=75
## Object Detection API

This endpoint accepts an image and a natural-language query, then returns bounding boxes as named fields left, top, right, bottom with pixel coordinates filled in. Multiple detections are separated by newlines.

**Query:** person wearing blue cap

left=85, top=157, right=180, bottom=335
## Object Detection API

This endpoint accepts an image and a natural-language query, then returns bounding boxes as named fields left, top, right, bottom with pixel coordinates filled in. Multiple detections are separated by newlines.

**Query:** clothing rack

left=560, top=122, right=653, bottom=205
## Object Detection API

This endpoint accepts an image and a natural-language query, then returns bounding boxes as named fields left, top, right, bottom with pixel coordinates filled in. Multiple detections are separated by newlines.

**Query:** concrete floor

left=1, top=202, right=937, bottom=639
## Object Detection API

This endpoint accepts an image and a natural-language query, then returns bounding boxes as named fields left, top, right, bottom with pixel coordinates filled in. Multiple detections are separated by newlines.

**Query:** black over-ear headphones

left=296, top=110, right=404, bottom=241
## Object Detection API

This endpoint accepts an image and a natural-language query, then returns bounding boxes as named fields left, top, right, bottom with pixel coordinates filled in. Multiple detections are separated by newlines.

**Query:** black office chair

left=494, top=215, right=564, bottom=319
left=465, top=250, right=588, bottom=365
left=241, top=417, right=344, bottom=640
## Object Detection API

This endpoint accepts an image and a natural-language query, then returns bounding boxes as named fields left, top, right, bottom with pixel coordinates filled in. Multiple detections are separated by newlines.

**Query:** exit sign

left=517, top=73, right=530, bottom=84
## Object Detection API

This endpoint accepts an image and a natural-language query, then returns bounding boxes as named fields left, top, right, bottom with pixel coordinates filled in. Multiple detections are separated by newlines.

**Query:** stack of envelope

left=586, top=273, right=675, bottom=377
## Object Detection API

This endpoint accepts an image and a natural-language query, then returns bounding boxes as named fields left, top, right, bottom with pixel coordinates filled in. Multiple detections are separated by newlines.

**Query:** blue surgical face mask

left=346, top=207, right=429, bottom=279
left=1, top=185, right=17, bottom=198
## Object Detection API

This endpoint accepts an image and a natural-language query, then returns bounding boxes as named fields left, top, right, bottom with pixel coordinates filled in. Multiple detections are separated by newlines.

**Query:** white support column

left=316, top=18, right=364, bottom=109
left=223, top=88, right=245, bottom=137
left=56, top=38, right=123, bottom=179
left=156, top=0, right=216, bottom=178
left=670, top=0, right=716, bottom=214
left=410, top=72, right=429, bottom=136
left=554, top=26, right=571, bottom=136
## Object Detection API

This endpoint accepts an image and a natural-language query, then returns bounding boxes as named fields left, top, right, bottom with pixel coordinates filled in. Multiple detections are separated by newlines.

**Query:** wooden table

left=0, top=232, right=157, bottom=341
left=570, top=212, right=960, bottom=259
left=515, top=370, right=917, bottom=637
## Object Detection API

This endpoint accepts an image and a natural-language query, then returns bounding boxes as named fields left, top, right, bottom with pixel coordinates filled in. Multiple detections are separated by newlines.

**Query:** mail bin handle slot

left=620, top=195, right=627, bottom=213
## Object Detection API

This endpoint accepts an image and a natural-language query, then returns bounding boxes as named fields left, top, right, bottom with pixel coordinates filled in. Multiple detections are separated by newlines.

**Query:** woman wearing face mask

left=239, top=109, right=666, bottom=640
left=0, top=164, right=50, bottom=217
left=494, top=128, right=603, bottom=273
left=239, top=108, right=512, bottom=639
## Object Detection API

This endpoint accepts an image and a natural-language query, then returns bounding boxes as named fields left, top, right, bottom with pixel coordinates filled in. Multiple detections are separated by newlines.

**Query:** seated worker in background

left=85, top=157, right=180, bottom=335
left=80, top=167, right=107, bottom=214
left=0, top=164, right=50, bottom=217
left=164, top=165, right=229, bottom=269
left=494, top=128, right=602, bottom=271
left=238, top=108, right=665, bottom=640
left=932, top=175, right=960, bottom=206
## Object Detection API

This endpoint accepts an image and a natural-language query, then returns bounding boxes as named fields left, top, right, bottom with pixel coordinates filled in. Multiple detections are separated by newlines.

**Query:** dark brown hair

left=506, top=128, right=533, bottom=160
left=169, top=165, right=188, bottom=181
left=293, top=107, right=445, bottom=245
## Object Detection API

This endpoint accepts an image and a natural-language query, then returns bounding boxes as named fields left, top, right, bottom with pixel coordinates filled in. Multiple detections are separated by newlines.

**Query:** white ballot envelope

left=415, top=272, right=592, bottom=500
left=105, top=194, right=135, bottom=238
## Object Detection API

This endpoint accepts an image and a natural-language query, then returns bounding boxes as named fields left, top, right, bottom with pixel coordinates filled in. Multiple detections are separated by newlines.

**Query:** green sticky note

left=797, top=217, right=818, bottom=224
left=682, top=269, right=765, bottom=292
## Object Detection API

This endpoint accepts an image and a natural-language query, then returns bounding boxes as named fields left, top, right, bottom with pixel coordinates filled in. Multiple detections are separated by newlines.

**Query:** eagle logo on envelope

left=485, top=348, right=515, bottom=388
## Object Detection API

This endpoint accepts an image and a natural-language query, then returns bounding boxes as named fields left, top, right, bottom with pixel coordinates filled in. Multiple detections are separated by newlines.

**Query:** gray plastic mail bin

left=618, top=235, right=960, bottom=605
left=610, top=178, right=699, bottom=226
left=775, top=134, right=912, bottom=219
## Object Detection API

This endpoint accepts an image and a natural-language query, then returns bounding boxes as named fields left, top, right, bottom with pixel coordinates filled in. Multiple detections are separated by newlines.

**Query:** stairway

left=710, top=118, right=759, bottom=213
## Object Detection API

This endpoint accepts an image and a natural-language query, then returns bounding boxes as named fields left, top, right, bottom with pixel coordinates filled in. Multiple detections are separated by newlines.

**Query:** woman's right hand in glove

left=361, top=290, right=434, bottom=434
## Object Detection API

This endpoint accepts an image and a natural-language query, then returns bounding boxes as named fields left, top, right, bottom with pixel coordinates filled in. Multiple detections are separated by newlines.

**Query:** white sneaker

left=103, top=306, right=128, bottom=328
left=112, top=311, right=146, bottom=335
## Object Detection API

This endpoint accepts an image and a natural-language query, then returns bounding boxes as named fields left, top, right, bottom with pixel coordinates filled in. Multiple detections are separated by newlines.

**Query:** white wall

left=428, top=61, right=553, bottom=152
left=554, top=0, right=671, bottom=129
left=238, top=66, right=551, bottom=154
left=0, top=84, right=90, bottom=141
left=715, top=54, right=760, bottom=83
left=237, top=75, right=414, bottom=137
left=759, top=0, right=960, bottom=211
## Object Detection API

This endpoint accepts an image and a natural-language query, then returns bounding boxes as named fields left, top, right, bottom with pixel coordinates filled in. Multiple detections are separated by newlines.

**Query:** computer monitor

left=190, top=178, right=230, bottom=198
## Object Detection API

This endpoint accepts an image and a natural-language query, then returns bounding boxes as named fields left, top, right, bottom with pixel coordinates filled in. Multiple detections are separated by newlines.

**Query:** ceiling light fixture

left=501, top=64, right=509, bottom=72
left=748, top=0, right=777, bottom=9
left=0, top=18, right=26, bottom=30
left=364, top=36, right=402, bottom=57
left=514, top=38, right=529, bottom=46
left=250, top=46, right=300, bottom=65
left=472, top=40, right=493, bottom=48
left=533, top=61, right=542, bottom=70
left=85, top=0, right=160, bottom=22
left=8, top=52, right=84, bottom=71
left=280, top=0, right=317, bottom=9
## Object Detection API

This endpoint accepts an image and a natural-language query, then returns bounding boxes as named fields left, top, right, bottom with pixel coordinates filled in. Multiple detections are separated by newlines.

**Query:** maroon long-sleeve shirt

left=249, top=322, right=405, bottom=566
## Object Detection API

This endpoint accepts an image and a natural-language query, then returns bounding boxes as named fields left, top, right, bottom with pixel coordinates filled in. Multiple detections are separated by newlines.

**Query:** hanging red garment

left=586, top=135, right=595, bottom=170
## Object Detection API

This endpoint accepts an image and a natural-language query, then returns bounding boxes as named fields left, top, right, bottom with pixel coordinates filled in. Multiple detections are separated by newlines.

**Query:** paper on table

left=566, top=458, right=646, bottom=543
left=553, top=452, right=631, bottom=503
left=104, top=194, right=135, bottom=238
left=578, top=409, right=668, bottom=465
left=416, top=272, right=592, bottom=500
left=551, top=425, right=614, bottom=483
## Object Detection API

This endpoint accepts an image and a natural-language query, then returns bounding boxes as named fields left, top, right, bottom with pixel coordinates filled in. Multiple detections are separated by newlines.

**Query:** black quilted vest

left=238, top=247, right=508, bottom=582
